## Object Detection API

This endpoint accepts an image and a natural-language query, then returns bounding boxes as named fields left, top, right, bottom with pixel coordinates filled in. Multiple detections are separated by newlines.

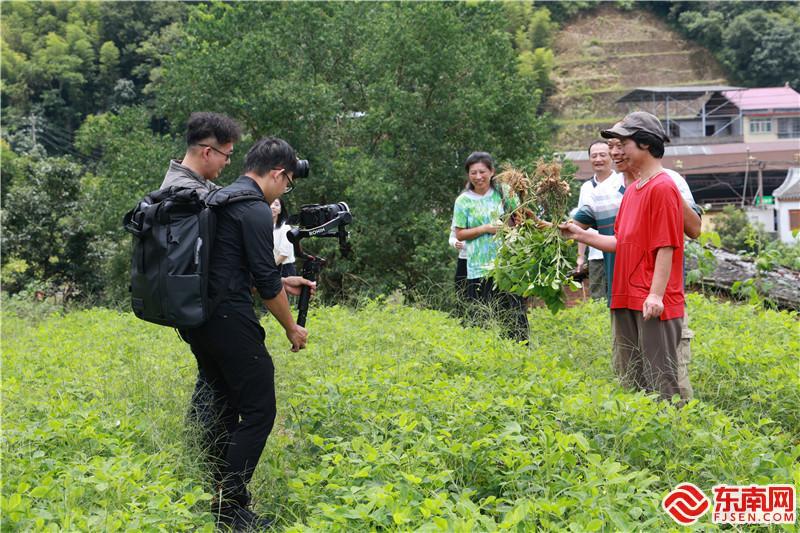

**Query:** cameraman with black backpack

left=180, top=137, right=314, bottom=529
left=159, top=112, right=241, bottom=456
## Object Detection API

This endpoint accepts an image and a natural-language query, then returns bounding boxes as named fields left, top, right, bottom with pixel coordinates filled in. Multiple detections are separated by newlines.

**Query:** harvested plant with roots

left=491, top=159, right=579, bottom=313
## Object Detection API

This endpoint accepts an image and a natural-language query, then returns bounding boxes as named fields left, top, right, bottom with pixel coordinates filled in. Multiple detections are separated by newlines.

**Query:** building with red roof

left=563, top=85, right=800, bottom=242
left=722, top=86, right=800, bottom=143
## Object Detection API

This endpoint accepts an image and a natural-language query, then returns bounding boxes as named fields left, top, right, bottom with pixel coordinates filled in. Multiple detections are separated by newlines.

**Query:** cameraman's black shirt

left=208, top=176, right=284, bottom=310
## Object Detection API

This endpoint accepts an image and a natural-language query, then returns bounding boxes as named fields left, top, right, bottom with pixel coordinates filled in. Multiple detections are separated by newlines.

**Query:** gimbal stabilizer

left=287, top=203, right=352, bottom=327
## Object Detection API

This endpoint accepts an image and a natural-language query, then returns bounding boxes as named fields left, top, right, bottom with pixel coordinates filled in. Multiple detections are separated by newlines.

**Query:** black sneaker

left=216, top=504, right=274, bottom=531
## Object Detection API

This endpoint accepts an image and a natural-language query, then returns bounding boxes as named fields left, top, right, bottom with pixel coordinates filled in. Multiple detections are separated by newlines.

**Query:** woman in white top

left=271, top=198, right=297, bottom=277
left=449, top=226, right=468, bottom=297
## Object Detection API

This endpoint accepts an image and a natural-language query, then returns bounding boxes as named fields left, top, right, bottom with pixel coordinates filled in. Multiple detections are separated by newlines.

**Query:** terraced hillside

left=550, top=5, right=729, bottom=149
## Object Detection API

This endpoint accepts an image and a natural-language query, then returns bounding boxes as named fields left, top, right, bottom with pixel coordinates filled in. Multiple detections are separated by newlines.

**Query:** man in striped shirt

left=576, top=140, right=622, bottom=300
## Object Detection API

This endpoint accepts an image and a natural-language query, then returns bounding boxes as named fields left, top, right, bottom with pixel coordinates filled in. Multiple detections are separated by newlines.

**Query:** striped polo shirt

left=573, top=169, right=698, bottom=303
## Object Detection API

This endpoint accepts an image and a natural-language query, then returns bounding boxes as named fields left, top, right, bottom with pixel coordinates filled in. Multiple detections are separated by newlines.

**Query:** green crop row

left=2, top=296, right=797, bottom=531
left=528, top=294, right=800, bottom=436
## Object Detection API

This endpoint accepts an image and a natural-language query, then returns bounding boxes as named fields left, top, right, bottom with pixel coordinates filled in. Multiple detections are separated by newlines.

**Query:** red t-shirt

left=611, top=172, right=685, bottom=320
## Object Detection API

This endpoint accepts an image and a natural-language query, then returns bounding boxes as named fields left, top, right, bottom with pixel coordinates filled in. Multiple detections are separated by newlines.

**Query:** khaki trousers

left=588, top=259, right=607, bottom=301
left=611, top=308, right=686, bottom=402
left=677, top=311, right=694, bottom=400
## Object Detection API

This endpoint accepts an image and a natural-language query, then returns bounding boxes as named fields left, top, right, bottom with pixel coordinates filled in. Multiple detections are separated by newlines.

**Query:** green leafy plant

left=2, top=294, right=797, bottom=530
left=491, top=160, right=579, bottom=312
left=684, top=231, right=720, bottom=288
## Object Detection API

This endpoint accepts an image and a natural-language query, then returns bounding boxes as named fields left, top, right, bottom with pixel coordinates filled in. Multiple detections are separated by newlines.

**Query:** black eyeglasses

left=198, top=143, right=233, bottom=161
left=279, top=169, right=295, bottom=194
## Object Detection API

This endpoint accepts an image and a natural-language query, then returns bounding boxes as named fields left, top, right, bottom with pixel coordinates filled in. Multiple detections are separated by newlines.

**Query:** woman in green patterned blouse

left=452, top=152, right=529, bottom=342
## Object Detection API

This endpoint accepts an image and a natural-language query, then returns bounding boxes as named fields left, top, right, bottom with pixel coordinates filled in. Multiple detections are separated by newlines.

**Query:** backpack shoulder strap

left=205, top=188, right=265, bottom=208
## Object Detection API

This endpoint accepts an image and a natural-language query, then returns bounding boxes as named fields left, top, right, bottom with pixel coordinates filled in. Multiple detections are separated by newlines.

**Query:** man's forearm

left=683, top=199, right=701, bottom=239
left=650, top=247, right=674, bottom=297
left=573, top=220, right=590, bottom=230
left=263, top=290, right=296, bottom=331
left=577, top=232, right=616, bottom=253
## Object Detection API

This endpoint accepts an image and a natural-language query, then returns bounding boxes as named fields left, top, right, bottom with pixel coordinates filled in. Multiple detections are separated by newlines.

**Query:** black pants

left=466, top=277, right=529, bottom=342
left=455, top=258, right=467, bottom=299
left=187, top=367, right=216, bottom=443
left=181, top=307, right=277, bottom=506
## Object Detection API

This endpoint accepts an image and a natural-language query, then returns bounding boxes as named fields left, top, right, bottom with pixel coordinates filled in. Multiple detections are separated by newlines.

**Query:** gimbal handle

left=296, top=253, right=325, bottom=327
left=287, top=212, right=351, bottom=327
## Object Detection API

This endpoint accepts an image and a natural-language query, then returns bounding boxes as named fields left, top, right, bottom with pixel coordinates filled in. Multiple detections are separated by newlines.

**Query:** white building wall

left=743, top=116, right=779, bottom=143
left=745, top=206, right=776, bottom=232
left=742, top=114, right=800, bottom=143
left=775, top=199, right=800, bottom=243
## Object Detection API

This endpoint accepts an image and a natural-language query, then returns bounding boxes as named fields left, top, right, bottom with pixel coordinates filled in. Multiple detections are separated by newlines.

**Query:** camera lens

left=295, top=159, right=310, bottom=179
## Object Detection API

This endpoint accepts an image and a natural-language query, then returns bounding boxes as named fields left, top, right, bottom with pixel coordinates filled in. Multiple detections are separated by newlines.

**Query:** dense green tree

left=98, top=40, right=121, bottom=97
left=1, top=140, right=25, bottom=205
left=526, top=7, right=556, bottom=50
left=721, top=9, right=800, bottom=89
left=95, top=1, right=186, bottom=85
left=1, top=155, right=100, bottom=295
left=0, top=1, right=185, bottom=148
left=70, top=107, right=182, bottom=303
left=75, top=106, right=180, bottom=235
left=518, top=48, right=555, bottom=96
left=656, top=1, right=800, bottom=89
left=713, top=205, right=772, bottom=254
left=150, top=1, right=550, bottom=295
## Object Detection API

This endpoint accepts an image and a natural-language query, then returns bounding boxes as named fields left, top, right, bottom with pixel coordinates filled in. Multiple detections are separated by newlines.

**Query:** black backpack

left=122, top=186, right=264, bottom=328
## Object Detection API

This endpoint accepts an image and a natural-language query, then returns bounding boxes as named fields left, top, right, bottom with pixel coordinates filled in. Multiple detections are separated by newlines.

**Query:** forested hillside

left=2, top=1, right=798, bottom=305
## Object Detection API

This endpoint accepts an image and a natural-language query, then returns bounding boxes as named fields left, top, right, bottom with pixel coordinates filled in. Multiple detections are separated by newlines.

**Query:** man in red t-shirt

left=560, top=112, right=687, bottom=402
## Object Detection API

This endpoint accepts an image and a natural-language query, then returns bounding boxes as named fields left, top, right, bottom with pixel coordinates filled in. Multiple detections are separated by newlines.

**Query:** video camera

left=294, top=159, right=310, bottom=179
left=286, top=170, right=352, bottom=327
left=289, top=203, right=352, bottom=253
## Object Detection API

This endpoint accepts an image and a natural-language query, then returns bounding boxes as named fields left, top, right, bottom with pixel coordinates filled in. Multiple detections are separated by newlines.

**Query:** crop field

left=2, top=294, right=798, bottom=531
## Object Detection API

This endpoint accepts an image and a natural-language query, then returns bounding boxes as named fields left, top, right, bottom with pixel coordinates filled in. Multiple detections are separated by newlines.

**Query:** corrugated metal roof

left=617, top=85, right=741, bottom=103
left=722, top=87, right=800, bottom=112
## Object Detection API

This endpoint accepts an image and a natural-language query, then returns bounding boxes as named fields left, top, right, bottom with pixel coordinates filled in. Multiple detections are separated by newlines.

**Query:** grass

left=555, top=50, right=695, bottom=68
left=554, top=117, right=626, bottom=127
left=2, top=294, right=798, bottom=530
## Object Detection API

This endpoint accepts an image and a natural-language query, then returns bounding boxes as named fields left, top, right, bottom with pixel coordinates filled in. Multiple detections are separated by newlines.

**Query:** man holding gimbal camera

left=180, top=137, right=314, bottom=529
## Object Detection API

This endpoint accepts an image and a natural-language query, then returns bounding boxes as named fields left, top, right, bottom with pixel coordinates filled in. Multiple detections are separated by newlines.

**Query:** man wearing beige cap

left=561, top=112, right=689, bottom=403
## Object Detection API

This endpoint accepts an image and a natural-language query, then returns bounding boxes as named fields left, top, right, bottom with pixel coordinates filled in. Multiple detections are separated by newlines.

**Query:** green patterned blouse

left=452, top=186, right=517, bottom=280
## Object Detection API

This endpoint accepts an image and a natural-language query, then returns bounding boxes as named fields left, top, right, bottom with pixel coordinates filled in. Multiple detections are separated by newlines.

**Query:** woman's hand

left=482, top=222, right=503, bottom=235
left=456, top=222, right=502, bottom=241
